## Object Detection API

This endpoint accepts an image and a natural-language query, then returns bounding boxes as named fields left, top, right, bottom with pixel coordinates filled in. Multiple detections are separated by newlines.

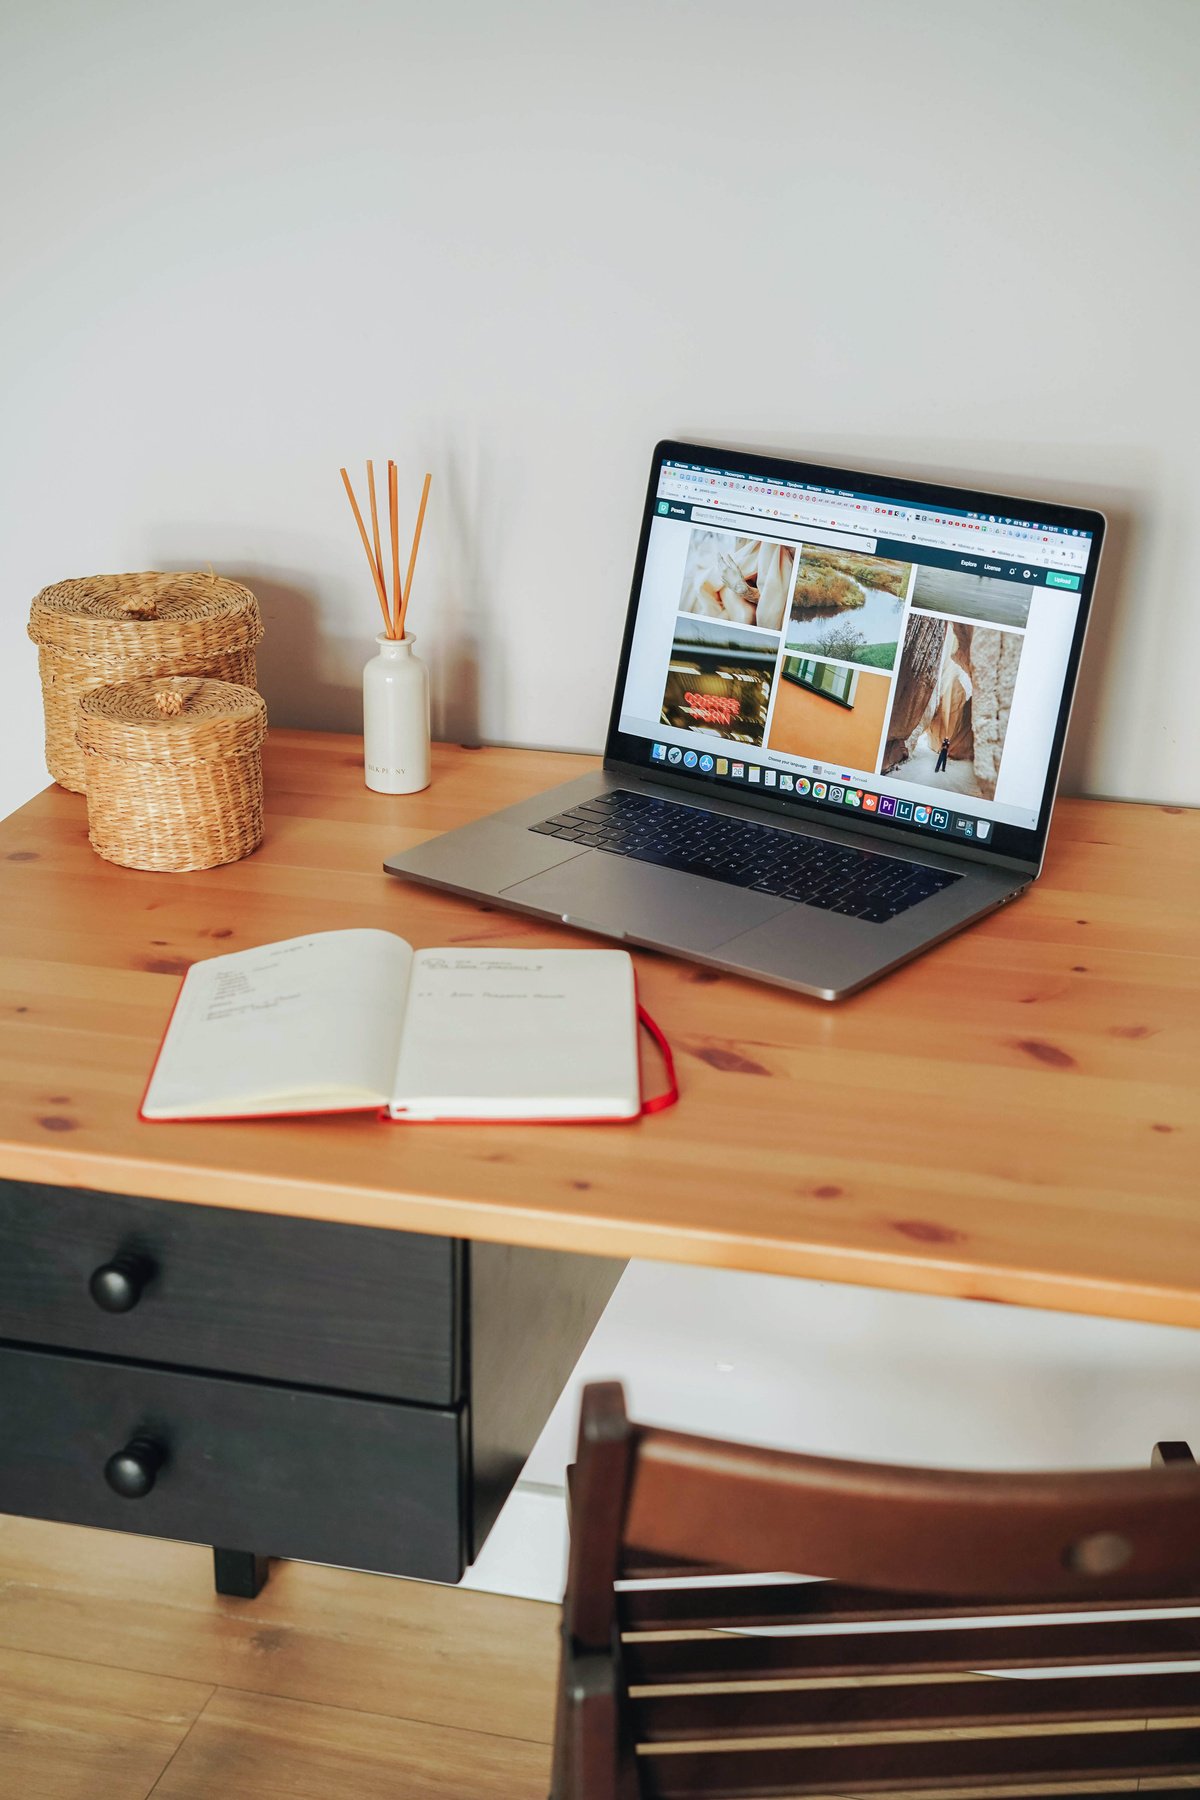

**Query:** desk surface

left=1, top=733, right=1196, bottom=1328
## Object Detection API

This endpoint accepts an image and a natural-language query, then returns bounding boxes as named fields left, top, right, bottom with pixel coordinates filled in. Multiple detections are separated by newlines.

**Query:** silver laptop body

left=386, top=441, right=1103, bottom=1000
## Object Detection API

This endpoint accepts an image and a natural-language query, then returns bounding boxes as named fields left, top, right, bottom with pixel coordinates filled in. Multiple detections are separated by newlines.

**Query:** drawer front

left=0, top=1180, right=460, bottom=1404
left=0, top=1343, right=468, bottom=1582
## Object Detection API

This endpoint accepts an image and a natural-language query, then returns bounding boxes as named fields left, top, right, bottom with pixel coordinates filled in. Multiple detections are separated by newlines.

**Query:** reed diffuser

left=340, top=460, right=432, bottom=794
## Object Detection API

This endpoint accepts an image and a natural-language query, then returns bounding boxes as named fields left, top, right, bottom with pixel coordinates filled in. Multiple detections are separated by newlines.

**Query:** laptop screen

left=606, top=441, right=1104, bottom=869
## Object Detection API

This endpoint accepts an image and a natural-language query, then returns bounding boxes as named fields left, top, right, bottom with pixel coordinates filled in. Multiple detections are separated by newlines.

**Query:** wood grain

left=0, top=732, right=1197, bottom=1326
left=149, top=1687, right=551, bottom=1800
left=0, top=1179, right=460, bottom=1402
left=0, top=1514, right=1191, bottom=1800
left=0, top=1341, right=470, bottom=1582
left=0, top=1513, right=559, bottom=1745
left=0, top=1641, right=211, bottom=1800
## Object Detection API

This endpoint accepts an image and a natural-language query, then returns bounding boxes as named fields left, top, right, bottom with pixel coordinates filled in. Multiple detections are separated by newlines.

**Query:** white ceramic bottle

left=362, top=634, right=431, bottom=794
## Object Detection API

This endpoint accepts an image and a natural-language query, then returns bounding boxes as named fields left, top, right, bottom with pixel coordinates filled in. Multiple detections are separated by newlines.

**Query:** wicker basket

left=77, top=677, right=267, bottom=872
left=28, top=571, right=263, bottom=793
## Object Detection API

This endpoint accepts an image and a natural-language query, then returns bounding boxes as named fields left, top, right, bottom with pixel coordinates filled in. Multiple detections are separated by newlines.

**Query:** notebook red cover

left=137, top=971, right=677, bottom=1125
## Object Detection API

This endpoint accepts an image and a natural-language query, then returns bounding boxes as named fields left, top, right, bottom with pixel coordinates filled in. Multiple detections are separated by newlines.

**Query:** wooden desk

left=0, top=734, right=1197, bottom=1595
left=2, top=732, right=1197, bottom=1324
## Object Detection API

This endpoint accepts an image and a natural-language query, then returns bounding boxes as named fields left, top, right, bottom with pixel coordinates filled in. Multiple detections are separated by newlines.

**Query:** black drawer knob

left=89, top=1253, right=153, bottom=1313
left=104, top=1438, right=164, bottom=1499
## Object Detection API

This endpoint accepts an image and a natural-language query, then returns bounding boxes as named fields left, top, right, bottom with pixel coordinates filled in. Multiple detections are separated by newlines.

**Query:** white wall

left=3, top=0, right=1198, bottom=1598
left=3, top=0, right=1198, bottom=821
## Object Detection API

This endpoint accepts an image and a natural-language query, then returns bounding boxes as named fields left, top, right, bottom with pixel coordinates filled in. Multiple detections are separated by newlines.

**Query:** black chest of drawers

left=0, top=1178, right=621, bottom=1593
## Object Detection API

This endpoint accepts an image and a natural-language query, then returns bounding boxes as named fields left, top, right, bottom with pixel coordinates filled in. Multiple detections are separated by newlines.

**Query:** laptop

left=385, top=440, right=1104, bottom=1000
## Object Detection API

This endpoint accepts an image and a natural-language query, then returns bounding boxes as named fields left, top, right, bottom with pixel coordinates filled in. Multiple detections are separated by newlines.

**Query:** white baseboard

left=459, top=1481, right=569, bottom=1603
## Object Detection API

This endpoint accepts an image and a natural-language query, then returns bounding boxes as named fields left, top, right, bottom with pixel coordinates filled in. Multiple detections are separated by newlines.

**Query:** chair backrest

left=555, top=1382, right=1200, bottom=1799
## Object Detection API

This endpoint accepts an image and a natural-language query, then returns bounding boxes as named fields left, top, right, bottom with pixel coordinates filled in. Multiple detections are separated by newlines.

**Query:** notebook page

left=389, top=949, right=639, bottom=1121
left=142, top=929, right=413, bottom=1119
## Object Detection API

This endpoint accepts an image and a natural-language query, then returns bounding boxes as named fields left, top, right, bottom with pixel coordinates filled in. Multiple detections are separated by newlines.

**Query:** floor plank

left=146, top=1687, right=551, bottom=1800
left=0, top=1642, right=212, bottom=1800
left=0, top=1515, right=558, bottom=1744
left=8, top=1514, right=1190, bottom=1799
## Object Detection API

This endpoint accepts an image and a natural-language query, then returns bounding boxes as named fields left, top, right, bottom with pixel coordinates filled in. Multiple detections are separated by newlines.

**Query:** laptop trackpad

left=501, top=854, right=786, bottom=951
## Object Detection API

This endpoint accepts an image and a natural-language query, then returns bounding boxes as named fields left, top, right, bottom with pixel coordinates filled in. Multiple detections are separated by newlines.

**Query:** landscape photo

left=661, top=616, right=779, bottom=746
left=767, top=655, right=892, bottom=770
left=787, top=546, right=913, bottom=671
left=910, top=564, right=1032, bottom=630
left=882, top=614, right=1023, bottom=800
left=678, top=528, right=795, bottom=634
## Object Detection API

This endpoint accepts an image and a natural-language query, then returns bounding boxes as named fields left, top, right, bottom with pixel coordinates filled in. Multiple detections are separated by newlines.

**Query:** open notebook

left=140, top=929, right=674, bottom=1123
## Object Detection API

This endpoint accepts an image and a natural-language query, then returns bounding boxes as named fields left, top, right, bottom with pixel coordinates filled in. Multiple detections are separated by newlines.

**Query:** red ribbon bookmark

left=638, top=1005, right=679, bottom=1114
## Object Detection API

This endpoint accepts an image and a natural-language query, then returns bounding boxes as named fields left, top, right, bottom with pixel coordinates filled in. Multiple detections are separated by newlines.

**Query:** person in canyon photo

left=882, top=615, right=1023, bottom=802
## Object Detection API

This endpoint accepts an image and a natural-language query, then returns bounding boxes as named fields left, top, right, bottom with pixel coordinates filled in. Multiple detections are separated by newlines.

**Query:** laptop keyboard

left=529, top=790, right=962, bottom=924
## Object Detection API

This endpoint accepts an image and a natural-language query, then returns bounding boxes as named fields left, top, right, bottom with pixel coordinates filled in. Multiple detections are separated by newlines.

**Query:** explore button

left=1046, top=570, right=1081, bottom=589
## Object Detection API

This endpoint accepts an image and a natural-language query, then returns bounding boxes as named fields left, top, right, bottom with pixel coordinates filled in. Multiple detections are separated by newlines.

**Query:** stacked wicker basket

left=28, top=571, right=267, bottom=871
left=28, top=571, right=263, bottom=794
left=77, top=677, right=268, bottom=872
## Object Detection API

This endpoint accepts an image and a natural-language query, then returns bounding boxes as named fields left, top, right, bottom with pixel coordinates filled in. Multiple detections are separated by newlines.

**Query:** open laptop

left=385, top=440, right=1104, bottom=999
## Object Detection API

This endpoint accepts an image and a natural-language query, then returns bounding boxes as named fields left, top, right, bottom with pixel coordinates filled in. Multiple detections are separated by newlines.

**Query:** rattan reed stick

left=388, top=460, right=401, bottom=638
left=340, top=467, right=392, bottom=636
left=400, top=472, right=432, bottom=641
left=366, top=460, right=386, bottom=620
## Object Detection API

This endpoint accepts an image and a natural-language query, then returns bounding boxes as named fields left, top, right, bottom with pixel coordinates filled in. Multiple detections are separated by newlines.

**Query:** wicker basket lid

left=29, top=572, right=263, bottom=654
left=77, top=678, right=267, bottom=765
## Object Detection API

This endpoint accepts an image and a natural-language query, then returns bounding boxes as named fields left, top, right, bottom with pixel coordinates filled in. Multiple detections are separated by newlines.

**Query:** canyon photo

left=883, top=615, right=1022, bottom=800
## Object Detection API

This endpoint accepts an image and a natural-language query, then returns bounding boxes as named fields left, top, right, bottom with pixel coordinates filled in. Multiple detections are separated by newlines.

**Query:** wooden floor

left=5, top=1514, right=1199, bottom=1799
left=0, top=1514, right=558, bottom=1799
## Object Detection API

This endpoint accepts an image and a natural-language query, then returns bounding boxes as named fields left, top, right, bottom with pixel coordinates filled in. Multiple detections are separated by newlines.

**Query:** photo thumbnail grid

left=660, top=522, right=1030, bottom=803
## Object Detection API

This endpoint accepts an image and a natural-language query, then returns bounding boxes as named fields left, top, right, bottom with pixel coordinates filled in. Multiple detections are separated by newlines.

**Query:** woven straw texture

left=78, top=677, right=267, bottom=873
left=28, top=571, right=263, bottom=792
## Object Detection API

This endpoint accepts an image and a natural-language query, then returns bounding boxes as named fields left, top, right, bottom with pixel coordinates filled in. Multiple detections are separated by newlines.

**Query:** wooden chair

left=550, top=1381, right=1200, bottom=1798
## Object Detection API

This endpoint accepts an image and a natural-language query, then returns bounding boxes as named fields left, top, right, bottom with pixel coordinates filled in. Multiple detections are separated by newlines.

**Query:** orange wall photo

left=767, top=667, right=891, bottom=769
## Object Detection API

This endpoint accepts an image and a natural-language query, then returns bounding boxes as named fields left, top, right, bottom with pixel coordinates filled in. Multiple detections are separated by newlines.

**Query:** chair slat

left=619, top=1578, right=1200, bottom=1631
left=625, top=1429, right=1200, bottom=1602
left=636, top=1724, right=1200, bottom=1797
left=622, top=1557, right=740, bottom=1580
left=632, top=1666, right=1200, bottom=1740
left=553, top=1387, right=1200, bottom=1798
left=624, top=1612, right=1200, bottom=1684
